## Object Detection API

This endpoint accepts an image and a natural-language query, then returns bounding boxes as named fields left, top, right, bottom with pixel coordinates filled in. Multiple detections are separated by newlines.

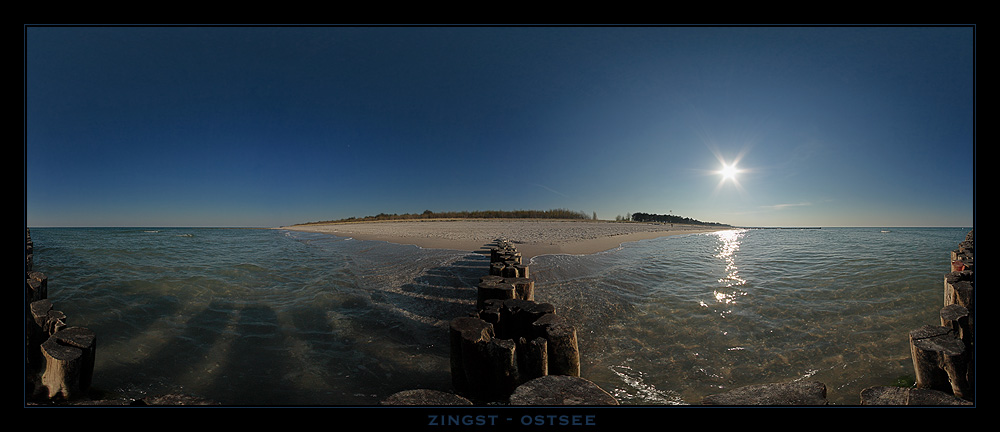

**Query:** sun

left=720, top=163, right=739, bottom=181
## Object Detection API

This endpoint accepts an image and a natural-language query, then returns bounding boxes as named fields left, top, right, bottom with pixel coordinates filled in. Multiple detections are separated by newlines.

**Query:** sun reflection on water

left=709, top=229, right=748, bottom=307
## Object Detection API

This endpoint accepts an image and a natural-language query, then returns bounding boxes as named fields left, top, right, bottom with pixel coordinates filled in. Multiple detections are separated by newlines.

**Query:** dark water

left=27, top=226, right=969, bottom=405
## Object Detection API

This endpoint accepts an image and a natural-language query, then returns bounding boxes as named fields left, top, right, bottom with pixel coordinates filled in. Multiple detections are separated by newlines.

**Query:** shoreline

left=280, top=219, right=725, bottom=259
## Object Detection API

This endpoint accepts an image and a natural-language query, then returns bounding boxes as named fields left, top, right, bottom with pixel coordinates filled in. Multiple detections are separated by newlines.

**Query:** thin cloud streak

left=765, top=202, right=813, bottom=210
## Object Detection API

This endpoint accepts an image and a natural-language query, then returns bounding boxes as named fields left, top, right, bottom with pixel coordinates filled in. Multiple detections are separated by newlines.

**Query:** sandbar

left=281, top=219, right=725, bottom=259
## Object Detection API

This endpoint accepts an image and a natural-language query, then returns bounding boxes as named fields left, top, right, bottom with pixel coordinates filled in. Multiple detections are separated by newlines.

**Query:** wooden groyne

left=906, top=229, right=974, bottom=401
left=385, top=238, right=616, bottom=405
left=451, top=238, right=602, bottom=403
left=25, top=228, right=98, bottom=402
left=856, top=229, right=974, bottom=405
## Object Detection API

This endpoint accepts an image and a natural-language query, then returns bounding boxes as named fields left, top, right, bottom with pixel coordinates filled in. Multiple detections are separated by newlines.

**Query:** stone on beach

left=701, top=381, right=828, bottom=405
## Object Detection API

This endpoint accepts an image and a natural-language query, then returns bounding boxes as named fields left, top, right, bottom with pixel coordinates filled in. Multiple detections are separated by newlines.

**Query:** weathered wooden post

left=25, top=229, right=34, bottom=273
left=533, top=313, right=581, bottom=377
left=449, top=315, right=524, bottom=402
left=39, top=327, right=97, bottom=400
left=28, top=300, right=68, bottom=361
left=517, top=336, right=548, bottom=382
left=449, top=316, right=495, bottom=397
left=501, top=263, right=518, bottom=278
left=477, top=278, right=516, bottom=310
left=509, top=277, right=534, bottom=301
left=501, top=299, right=554, bottom=341
left=943, top=271, right=974, bottom=314
left=909, top=325, right=970, bottom=400
left=940, top=304, right=972, bottom=348
left=514, top=264, right=530, bottom=279
left=26, top=271, right=48, bottom=303
left=481, top=338, right=520, bottom=400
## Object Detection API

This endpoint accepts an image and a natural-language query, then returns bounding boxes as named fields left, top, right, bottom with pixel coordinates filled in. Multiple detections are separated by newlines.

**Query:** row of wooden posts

left=908, top=229, right=974, bottom=401
left=25, top=228, right=98, bottom=402
left=448, top=238, right=585, bottom=403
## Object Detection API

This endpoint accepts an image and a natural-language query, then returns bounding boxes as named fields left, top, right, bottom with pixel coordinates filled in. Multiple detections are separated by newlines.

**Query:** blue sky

left=25, top=26, right=975, bottom=227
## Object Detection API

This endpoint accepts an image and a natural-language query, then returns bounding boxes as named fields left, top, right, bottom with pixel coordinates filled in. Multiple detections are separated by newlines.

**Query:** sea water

left=26, top=226, right=970, bottom=405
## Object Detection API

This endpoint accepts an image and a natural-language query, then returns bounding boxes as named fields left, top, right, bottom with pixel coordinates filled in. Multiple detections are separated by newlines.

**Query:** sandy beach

left=281, top=219, right=724, bottom=259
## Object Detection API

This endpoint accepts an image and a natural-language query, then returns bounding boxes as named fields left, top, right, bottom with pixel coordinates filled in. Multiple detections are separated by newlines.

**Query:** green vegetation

left=891, top=375, right=916, bottom=388
left=298, top=209, right=730, bottom=227
left=628, top=212, right=729, bottom=227
left=300, top=209, right=592, bottom=225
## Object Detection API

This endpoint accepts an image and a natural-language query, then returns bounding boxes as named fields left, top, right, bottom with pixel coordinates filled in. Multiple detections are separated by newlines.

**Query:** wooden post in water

left=532, top=313, right=581, bottom=377
left=909, top=325, right=971, bottom=399
left=477, top=276, right=535, bottom=309
left=449, top=316, right=496, bottom=398
left=481, top=338, right=520, bottom=400
left=476, top=278, right=516, bottom=310
left=26, top=271, right=48, bottom=303
left=907, top=229, right=974, bottom=402
left=944, top=271, right=974, bottom=316
left=509, top=277, right=534, bottom=301
left=940, top=304, right=972, bottom=348
left=517, top=336, right=548, bottom=382
left=515, top=264, right=530, bottom=279
left=39, top=327, right=97, bottom=400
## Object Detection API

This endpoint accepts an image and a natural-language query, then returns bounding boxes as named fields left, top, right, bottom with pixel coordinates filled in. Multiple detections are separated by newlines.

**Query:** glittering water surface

left=29, top=227, right=968, bottom=405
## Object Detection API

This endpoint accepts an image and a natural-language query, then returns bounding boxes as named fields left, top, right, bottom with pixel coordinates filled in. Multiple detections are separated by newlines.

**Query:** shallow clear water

left=27, top=226, right=968, bottom=405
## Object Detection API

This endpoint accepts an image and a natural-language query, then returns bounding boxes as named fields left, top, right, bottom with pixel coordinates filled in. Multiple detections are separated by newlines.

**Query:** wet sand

left=281, top=219, right=723, bottom=259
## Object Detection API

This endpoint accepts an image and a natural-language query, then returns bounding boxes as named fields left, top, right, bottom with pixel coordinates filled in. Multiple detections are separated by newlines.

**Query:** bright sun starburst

left=720, top=163, right=739, bottom=181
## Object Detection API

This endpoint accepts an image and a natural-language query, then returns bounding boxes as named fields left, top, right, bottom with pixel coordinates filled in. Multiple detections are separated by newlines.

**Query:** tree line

left=627, top=212, right=729, bottom=227
left=303, top=209, right=592, bottom=225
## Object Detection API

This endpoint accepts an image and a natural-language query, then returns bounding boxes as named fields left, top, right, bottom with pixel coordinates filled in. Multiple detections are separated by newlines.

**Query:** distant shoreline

left=281, top=219, right=724, bottom=259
